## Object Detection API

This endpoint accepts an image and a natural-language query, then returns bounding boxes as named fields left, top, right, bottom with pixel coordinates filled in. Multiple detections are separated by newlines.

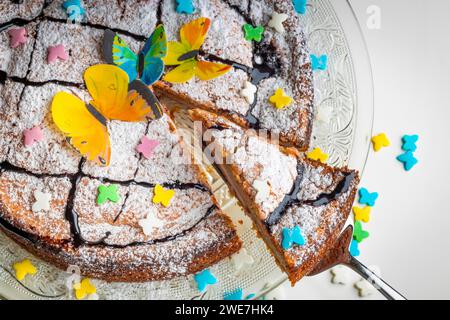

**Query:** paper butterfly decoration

left=194, top=269, right=217, bottom=292
left=103, top=25, right=167, bottom=86
left=402, top=134, right=419, bottom=152
left=359, top=187, right=378, bottom=207
left=152, top=184, right=175, bottom=207
left=74, top=278, right=96, bottom=300
left=310, top=54, right=328, bottom=71
left=243, top=24, right=265, bottom=42
left=292, top=0, right=308, bottom=14
left=52, top=64, right=163, bottom=166
left=176, top=0, right=195, bottom=14
left=353, top=221, right=369, bottom=243
left=163, top=17, right=232, bottom=83
left=397, top=151, right=418, bottom=171
left=281, top=225, right=306, bottom=250
left=13, top=259, right=37, bottom=281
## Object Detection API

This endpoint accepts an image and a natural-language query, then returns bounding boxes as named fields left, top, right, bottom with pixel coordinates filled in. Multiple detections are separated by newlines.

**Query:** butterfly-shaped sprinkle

left=32, top=190, right=51, bottom=213
left=97, top=184, right=120, bottom=205
left=402, top=134, right=419, bottom=152
left=371, top=133, right=390, bottom=152
left=8, top=27, right=28, bottom=48
left=353, top=206, right=371, bottom=223
left=397, top=151, right=418, bottom=171
left=310, top=54, right=328, bottom=71
left=176, top=0, right=195, bottom=14
left=243, top=24, right=265, bottom=42
left=359, top=187, right=378, bottom=207
left=292, top=0, right=308, bottom=14
left=349, top=240, right=360, bottom=257
left=62, top=0, right=85, bottom=23
left=136, top=136, right=159, bottom=159
left=74, top=278, right=96, bottom=300
left=47, top=44, right=69, bottom=64
left=281, top=225, right=306, bottom=250
left=355, top=278, right=376, bottom=297
left=23, top=126, right=44, bottom=146
left=330, top=266, right=350, bottom=285
left=240, top=81, right=257, bottom=104
left=152, top=184, right=175, bottom=207
left=268, top=12, right=288, bottom=33
left=353, top=221, right=369, bottom=243
left=231, top=248, right=254, bottom=273
left=307, top=147, right=329, bottom=163
left=224, top=288, right=243, bottom=300
left=13, top=259, right=37, bottom=281
left=269, top=88, right=293, bottom=109
left=194, top=269, right=217, bottom=292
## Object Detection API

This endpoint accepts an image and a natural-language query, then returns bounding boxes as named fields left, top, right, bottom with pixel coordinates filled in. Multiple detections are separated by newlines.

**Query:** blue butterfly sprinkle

left=310, top=54, right=328, bottom=71
left=359, top=187, right=379, bottom=207
left=176, top=0, right=195, bottom=14
left=62, top=0, right=85, bottom=23
left=224, top=288, right=243, bottom=300
left=292, top=0, right=308, bottom=14
left=194, top=269, right=217, bottom=292
left=281, top=225, right=306, bottom=250
left=349, top=240, right=360, bottom=257
left=397, top=151, right=418, bottom=171
left=402, top=134, right=419, bottom=152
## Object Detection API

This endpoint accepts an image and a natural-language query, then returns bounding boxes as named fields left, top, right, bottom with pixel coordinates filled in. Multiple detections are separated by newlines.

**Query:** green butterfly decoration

left=353, top=221, right=370, bottom=243
left=97, top=184, right=120, bottom=205
left=243, top=24, right=264, bottom=42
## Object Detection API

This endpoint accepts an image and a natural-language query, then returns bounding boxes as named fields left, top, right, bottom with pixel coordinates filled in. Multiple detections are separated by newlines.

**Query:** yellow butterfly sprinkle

left=152, top=184, right=175, bottom=208
left=13, top=259, right=37, bottom=281
left=371, top=133, right=390, bottom=152
left=307, top=147, right=329, bottom=163
left=74, top=278, right=96, bottom=300
left=353, top=206, right=371, bottom=223
left=269, top=88, right=293, bottom=109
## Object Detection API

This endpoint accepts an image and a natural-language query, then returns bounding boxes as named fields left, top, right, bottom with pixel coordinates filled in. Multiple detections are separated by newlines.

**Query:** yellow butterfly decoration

left=52, top=64, right=163, bottom=166
left=163, top=17, right=232, bottom=83
left=152, top=184, right=175, bottom=207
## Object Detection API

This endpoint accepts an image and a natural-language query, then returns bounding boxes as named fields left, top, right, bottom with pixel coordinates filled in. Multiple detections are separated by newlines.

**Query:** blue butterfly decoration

left=310, top=54, right=328, bottom=71
left=349, top=240, right=360, bottom=257
left=402, top=134, right=419, bottom=152
left=62, top=0, right=85, bottom=23
left=359, top=187, right=379, bottom=207
left=176, top=0, right=195, bottom=14
left=224, top=288, right=243, bottom=300
left=292, top=0, right=308, bottom=14
left=281, top=225, right=306, bottom=250
left=194, top=269, right=217, bottom=292
left=397, top=151, right=418, bottom=171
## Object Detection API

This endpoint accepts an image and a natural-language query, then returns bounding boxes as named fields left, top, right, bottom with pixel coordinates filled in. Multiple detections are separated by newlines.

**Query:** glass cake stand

left=0, top=0, right=374, bottom=300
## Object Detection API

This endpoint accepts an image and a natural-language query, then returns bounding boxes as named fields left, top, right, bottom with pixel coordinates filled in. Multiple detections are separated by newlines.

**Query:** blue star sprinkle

left=62, top=0, right=85, bottom=23
left=224, top=288, right=243, bottom=300
left=349, top=240, right=360, bottom=257
left=176, top=0, right=195, bottom=14
left=310, top=54, right=328, bottom=71
left=292, top=0, right=308, bottom=14
left=281, top=225, right=306, bottom=250
left=359, top=187, right=379, bottom=207
left=397, top=151, right=418, bottom=171
left=402, top=134, right=419, bottom=152
left=194, top=269, right=217, bottom=292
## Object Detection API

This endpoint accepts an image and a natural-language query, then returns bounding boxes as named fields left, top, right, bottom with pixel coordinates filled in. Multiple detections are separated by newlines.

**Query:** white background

left=282, top=0, right=450, bottom=300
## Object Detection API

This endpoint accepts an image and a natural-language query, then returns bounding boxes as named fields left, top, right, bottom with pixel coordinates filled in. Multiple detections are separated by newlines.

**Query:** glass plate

left=0, top=0, right=373, bottom=300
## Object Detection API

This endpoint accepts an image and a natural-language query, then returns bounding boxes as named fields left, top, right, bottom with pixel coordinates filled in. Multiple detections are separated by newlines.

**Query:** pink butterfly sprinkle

left=47, top=44, right=69, bottom=64
left=136, top=137, right=159, bottom=159
left=8, top=28, right=28, bottom=48
left=24, top=127, right=44, bottom=146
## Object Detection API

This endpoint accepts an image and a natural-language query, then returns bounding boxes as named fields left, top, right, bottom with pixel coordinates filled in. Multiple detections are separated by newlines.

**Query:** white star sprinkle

left=138, top=208, right=164, bottom=236
left=330, top=266, right=350, bottom=285
left=240, top=81, right=257, bottom=104
left=354, top=278, right=376, bottom=297
left=253, top=179, right=270, bottom=204
left=231, top=248, right=254, bottom=272
left=268, top=12, right=289, bottom=33
left=32, top=190, right=51, bottom=213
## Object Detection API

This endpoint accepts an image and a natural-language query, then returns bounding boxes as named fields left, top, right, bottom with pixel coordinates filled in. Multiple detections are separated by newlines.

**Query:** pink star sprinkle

left=136, top=137, right=159, bottom=159
left=8, top=28, right=28, bottom=48
left=24, top=127, right=44, bottom=147
left=47, top=44, right=69, bottom=64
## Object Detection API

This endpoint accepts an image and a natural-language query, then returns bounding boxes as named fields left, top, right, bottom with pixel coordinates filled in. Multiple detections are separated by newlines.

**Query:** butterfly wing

left=180, top=17, right=211, bottom=50
left=292, top=226, right=305, bottom=246
left=195, top=60, right=232, bottom=81
left=139, top=25, right=167, bottom=86
left=128, top=80, right=163, bottom=120
left=103, top=29, right=138, bottom=82
left=52, top=91, right=111, bottom=166
left=163, top=60, right=197, bottom=83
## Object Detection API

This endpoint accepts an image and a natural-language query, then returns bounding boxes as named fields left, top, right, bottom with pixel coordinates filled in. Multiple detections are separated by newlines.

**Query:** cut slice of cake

left=191, top=109, right=359, bottom=284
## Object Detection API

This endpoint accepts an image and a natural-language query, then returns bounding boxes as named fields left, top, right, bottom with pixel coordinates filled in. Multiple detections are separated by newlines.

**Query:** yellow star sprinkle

left=74, top=278, right=96, bottom=300
left=152, top=184, right=175, bottom=207
left=353, top=206, right=371, bottom=223
left=371, top=133, right=390, bottom=152
left=13, top=259, right=37, bottom=281
left=269, top=88, right=293, bottom=109
left=307, top=147, right=329, bottom=163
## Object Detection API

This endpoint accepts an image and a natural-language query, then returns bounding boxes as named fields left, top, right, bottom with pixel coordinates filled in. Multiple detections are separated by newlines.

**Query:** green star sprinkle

left=353, top=221, right=370, bottom=243
left=243, top=24, right=264, bottom=42
left=97, top=184, right=120, bottom=205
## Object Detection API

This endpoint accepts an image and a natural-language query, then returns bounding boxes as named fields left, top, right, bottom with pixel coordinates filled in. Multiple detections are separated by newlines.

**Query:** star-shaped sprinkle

left=359, top=187, right=379, bottom=207
left=138, top=208, right=164, bottom=236
left=330, top=266, right=350, bottom=285
left=353, top=221, right=369, bottom=243
left=152, top=184, right=175, bottom=207
left=240, top=81, right=257, bottom=104
left=62, top=0, right=85, bottom=23
left=281, top=225, right=306, bottom=250
left=243, top=24, right=264, bottom=42
left=224, top=288, right=243, bottom=300
left=268, top=12, right=288, bottom=33
left=136, top=136, right=159, bottom=159
left=269, top=88, right=293, bottom=109
left=253, top=179, right=270, bottom=204
left=355, top=278, right=376, bottom=297
left=176, top=0, right=195, bottom=14
left=8, top=27, right=28, bottom=48
left=371, top=133, right=390, bottom=152
left=310, top=54, right=328, bottom=71
left=307, top=147, right=329, bottom=163
left=397, top=151, right=418, bottom=171
left=47, top=44, right=69, bottom=64
left=402, top=134, right=419, bottom=152
left=353, top=206, right=371, bottom=223
left=13, top=259, right=37, bottom=281
left=97, top=184, right=120, bottom=205
left=74, top=278, right=96, bottom=300
left=231, top=248, right=254, bottom=272
left=293, top=0, right=308, bottom=14
left=32, top=190, right=51, bottom=213
left=349, top=240, right=360, bottom=257
left=194, top=269, right=217, bottom=292
left=23, top=126, right=44, bottom=146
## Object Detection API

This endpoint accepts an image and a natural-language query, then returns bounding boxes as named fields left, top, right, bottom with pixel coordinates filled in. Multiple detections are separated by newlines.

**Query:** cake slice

left=191, top=109, right=359, bottom=284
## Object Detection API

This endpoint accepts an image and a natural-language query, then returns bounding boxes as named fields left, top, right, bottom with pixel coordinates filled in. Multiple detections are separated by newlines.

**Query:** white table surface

left=282, top=0, right=450, bottom=300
